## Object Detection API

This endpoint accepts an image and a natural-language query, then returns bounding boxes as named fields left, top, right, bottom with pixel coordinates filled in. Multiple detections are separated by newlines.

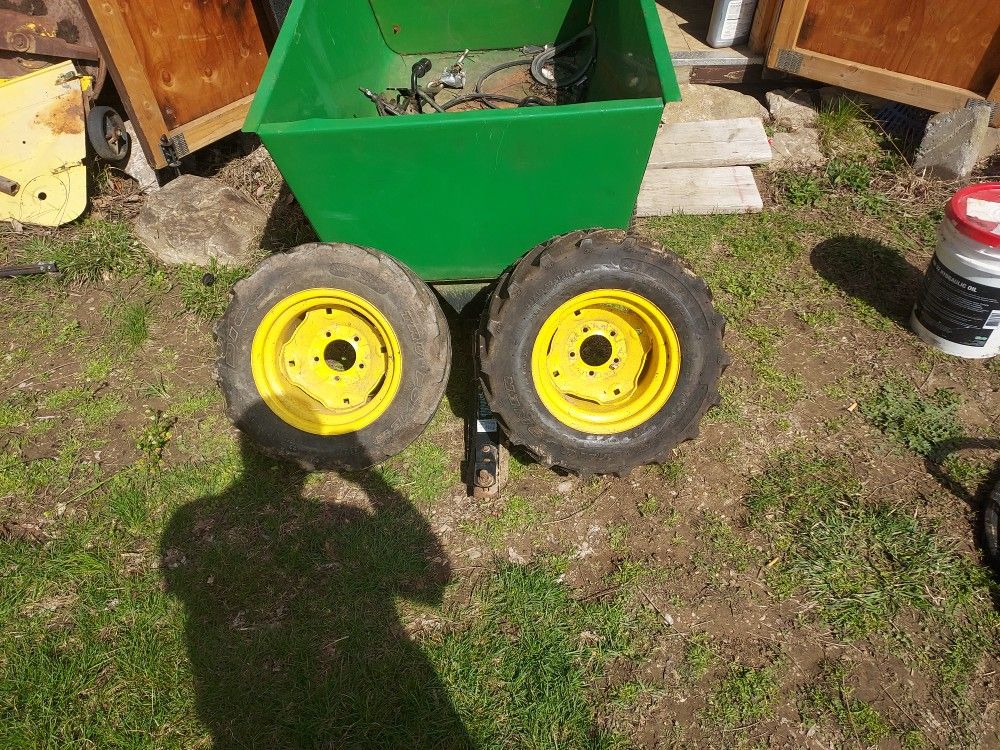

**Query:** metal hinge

left=159, top=133, right=190, bottom=168
left=774, top=48, right=804, bottom=75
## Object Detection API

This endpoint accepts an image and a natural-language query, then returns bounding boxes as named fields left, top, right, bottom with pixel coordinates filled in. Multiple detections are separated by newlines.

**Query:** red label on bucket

left=914, top=256, right=1000, bottom=347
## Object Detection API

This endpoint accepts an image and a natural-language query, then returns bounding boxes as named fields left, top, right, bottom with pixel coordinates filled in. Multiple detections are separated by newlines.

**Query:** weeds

left=862, top=378, right=963, bottom=458
left=801, top=661, right=891, bottom=745
left=177, top=262, right=248, bottom=320
left=683, top=633, right=715, bottom=682
left=16, top=220, right=148, bottom=283
left=706, top=664, right=779, bottom=728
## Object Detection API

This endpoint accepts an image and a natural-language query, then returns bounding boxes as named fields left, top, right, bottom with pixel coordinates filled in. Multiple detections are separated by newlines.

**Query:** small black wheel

left=216, top=243, right=451, bottom=471
left=479, top=230, right=728, bottom=476
left=985, top=484, right=1000, bottom=568
left=86, top=105, right=130, bottom=163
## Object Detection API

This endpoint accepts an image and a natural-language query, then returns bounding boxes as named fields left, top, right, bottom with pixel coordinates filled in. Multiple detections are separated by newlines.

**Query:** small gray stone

left=766, top=88, right=818, bottom=130
left=123, top=121, right=160, bottom=194
left=662, top=83, right=769, bottom=125
left=914, top=104, right=991, bottom=179
left=135, top=175, right=267, bottom=267
left=768, top=129, right=825, bottom=170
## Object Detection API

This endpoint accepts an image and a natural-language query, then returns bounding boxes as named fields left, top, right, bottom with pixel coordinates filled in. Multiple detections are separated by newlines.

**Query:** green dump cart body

left=245, top=0, right=680, bottom=283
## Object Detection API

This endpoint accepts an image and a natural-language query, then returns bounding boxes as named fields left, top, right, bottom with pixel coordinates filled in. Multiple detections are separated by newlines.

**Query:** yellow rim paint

left=531, top=289, right=681, bottom=435
left=251, top=288, right=402, bottom=436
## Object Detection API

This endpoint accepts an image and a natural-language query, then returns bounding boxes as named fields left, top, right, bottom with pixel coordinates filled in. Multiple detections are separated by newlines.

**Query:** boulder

left=768, top=129, right=825, bottom=170
left=662, top=83, right=769, bottom=125
left=135, top=175, right=267, bottom=267
left=914, top=104, right=991, bottom=179
left=766, top=88, right=818, bottom=130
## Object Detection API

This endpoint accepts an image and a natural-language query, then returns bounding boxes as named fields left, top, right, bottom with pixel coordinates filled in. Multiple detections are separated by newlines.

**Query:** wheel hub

left=251, top=289, right=402, bottom=436
left=545, top=308, right=649, bottom=406
left=531, top=289, right=681, bottom=434
left=281, top=307, right=390, bottom=412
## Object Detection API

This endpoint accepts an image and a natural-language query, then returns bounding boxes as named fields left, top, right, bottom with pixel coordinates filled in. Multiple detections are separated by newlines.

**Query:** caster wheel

left=86, top=105, right=131, bottom=163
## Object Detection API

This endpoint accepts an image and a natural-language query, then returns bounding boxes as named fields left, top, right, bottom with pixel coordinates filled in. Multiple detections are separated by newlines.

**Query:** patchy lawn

left=1, top=100, right=999, bottom=749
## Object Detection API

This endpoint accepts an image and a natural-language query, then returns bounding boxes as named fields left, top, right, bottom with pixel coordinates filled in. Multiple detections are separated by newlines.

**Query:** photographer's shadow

left=161, top=404, right=472, bottom=749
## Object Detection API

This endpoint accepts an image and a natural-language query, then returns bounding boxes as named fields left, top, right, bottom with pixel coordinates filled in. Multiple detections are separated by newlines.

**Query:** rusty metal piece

left=0, top=0, right=103, bottom=93
left=0, top=175, right=19, bottom=196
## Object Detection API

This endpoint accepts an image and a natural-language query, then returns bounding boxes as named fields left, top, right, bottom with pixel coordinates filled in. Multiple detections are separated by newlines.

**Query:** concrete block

left=914, top=104, right=991, bottom=179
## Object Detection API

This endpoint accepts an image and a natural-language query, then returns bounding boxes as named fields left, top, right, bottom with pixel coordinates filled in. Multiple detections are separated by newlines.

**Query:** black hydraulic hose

left=439, top=93, right=549, bottom=111
left=530, top=26, right=597, bottom=89
left=475, top=59, right=534, bottom=108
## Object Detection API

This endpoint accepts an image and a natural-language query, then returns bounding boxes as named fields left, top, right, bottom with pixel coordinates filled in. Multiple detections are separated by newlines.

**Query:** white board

left=636, top=166, right=763, bottom=216
left=647, top=118, right=772, bottom=169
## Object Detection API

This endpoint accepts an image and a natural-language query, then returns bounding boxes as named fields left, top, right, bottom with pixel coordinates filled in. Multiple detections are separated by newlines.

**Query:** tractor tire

left=216, top=243, right=451, bottom=471
left=985, top=483, right=1000, bottom=568
left=479, top=230, right=727, bottom=476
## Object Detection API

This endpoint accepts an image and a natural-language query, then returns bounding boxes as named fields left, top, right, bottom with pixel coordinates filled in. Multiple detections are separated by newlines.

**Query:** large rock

left=914, top=104, right=991, bottom=179
left=662, top=83, right=769, bottom=125
left=766, top=88, right=818, bottom=130
left=135, top=175, right=267, bottom=267
left=768, top=129, right=825, bottom=170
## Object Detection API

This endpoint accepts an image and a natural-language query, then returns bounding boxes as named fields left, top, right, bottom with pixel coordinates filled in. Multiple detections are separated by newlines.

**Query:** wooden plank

left=749, top=0, right=780, bottom=55
left=170, top=94, right=255, bottom=157
left=767, top=0, right=808, bottom=68
left=647, top=118, right=772, bottom=169
left=796, top=0, right=1000, bottom=95
left=79, top=0, right=169, bottom=168
left=794, top=49, right=986, bottom=115
left=636, top=167, right=763, bottom=217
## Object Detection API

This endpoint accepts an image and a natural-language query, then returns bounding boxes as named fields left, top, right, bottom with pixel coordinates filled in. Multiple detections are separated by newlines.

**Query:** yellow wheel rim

left=531, top=289, right=681, bottom=435
left=251, top=288, right=403, bottom=436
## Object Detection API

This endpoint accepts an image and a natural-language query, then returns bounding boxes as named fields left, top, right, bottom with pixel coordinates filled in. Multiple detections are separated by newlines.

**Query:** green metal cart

left=218, top=0, right=728, bottom=475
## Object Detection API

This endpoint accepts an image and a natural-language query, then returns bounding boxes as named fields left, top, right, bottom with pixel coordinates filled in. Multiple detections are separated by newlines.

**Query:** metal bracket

left=466, top=382, right=504, bottom=498
left=774, top=48, right=804, bottom=75
left=159, top=133, right=190, bottom=168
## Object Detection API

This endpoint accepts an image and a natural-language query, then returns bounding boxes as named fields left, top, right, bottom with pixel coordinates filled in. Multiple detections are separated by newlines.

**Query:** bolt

left=477, top=469, right=494, bottom=487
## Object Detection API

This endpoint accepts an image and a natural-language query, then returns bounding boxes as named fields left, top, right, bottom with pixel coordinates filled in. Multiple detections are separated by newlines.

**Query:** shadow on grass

left=161, top=405, right=472, bottom=749
left=925, top=437, right=1000, bottom=605
left=811, top=235, right=925, bottom=328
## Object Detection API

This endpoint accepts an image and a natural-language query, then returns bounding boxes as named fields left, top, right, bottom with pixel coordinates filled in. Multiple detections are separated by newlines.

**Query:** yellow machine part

left=0, top=61, right=87, bottom=227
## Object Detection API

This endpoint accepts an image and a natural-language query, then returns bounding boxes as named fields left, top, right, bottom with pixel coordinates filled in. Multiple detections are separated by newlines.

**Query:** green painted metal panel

left=367, top=0, right=593, bottom=54
left=246, top=0, right=680, bottom=283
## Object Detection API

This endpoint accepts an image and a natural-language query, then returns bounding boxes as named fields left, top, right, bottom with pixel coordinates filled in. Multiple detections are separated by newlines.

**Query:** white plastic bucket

left=912, top=183, right=1000, bottom=358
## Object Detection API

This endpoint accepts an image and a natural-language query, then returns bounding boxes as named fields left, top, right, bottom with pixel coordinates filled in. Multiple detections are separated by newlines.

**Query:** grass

left=382, top=439, right=456, bottom=504
left=862, top=377, right=964, bottom=458
left=14, top=219, right=148, bottom=283
left=746, top=451, right=998, bottom=680
left=177, top=262, right=248, bottom=320
left=705, top=664, right=779, bottom=728
left=682, top=633, right=715, bottom=682
left=467, top=495, right=541, bottom=547
left=801, top=661, right=892, bottom=745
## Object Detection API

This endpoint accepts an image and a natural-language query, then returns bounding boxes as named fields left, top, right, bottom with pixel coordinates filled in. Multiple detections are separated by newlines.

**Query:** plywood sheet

left=113, top=0, right=269, bottom=129
left=636, top=166, right=763, bottom=216
left=648, top=118, right=772, bottom=169
left=797, top=0, right=1000, bottom=95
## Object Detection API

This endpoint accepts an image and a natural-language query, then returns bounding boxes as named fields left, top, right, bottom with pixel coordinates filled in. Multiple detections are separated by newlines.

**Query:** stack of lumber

left=637, top=117, right=771, bottom=216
